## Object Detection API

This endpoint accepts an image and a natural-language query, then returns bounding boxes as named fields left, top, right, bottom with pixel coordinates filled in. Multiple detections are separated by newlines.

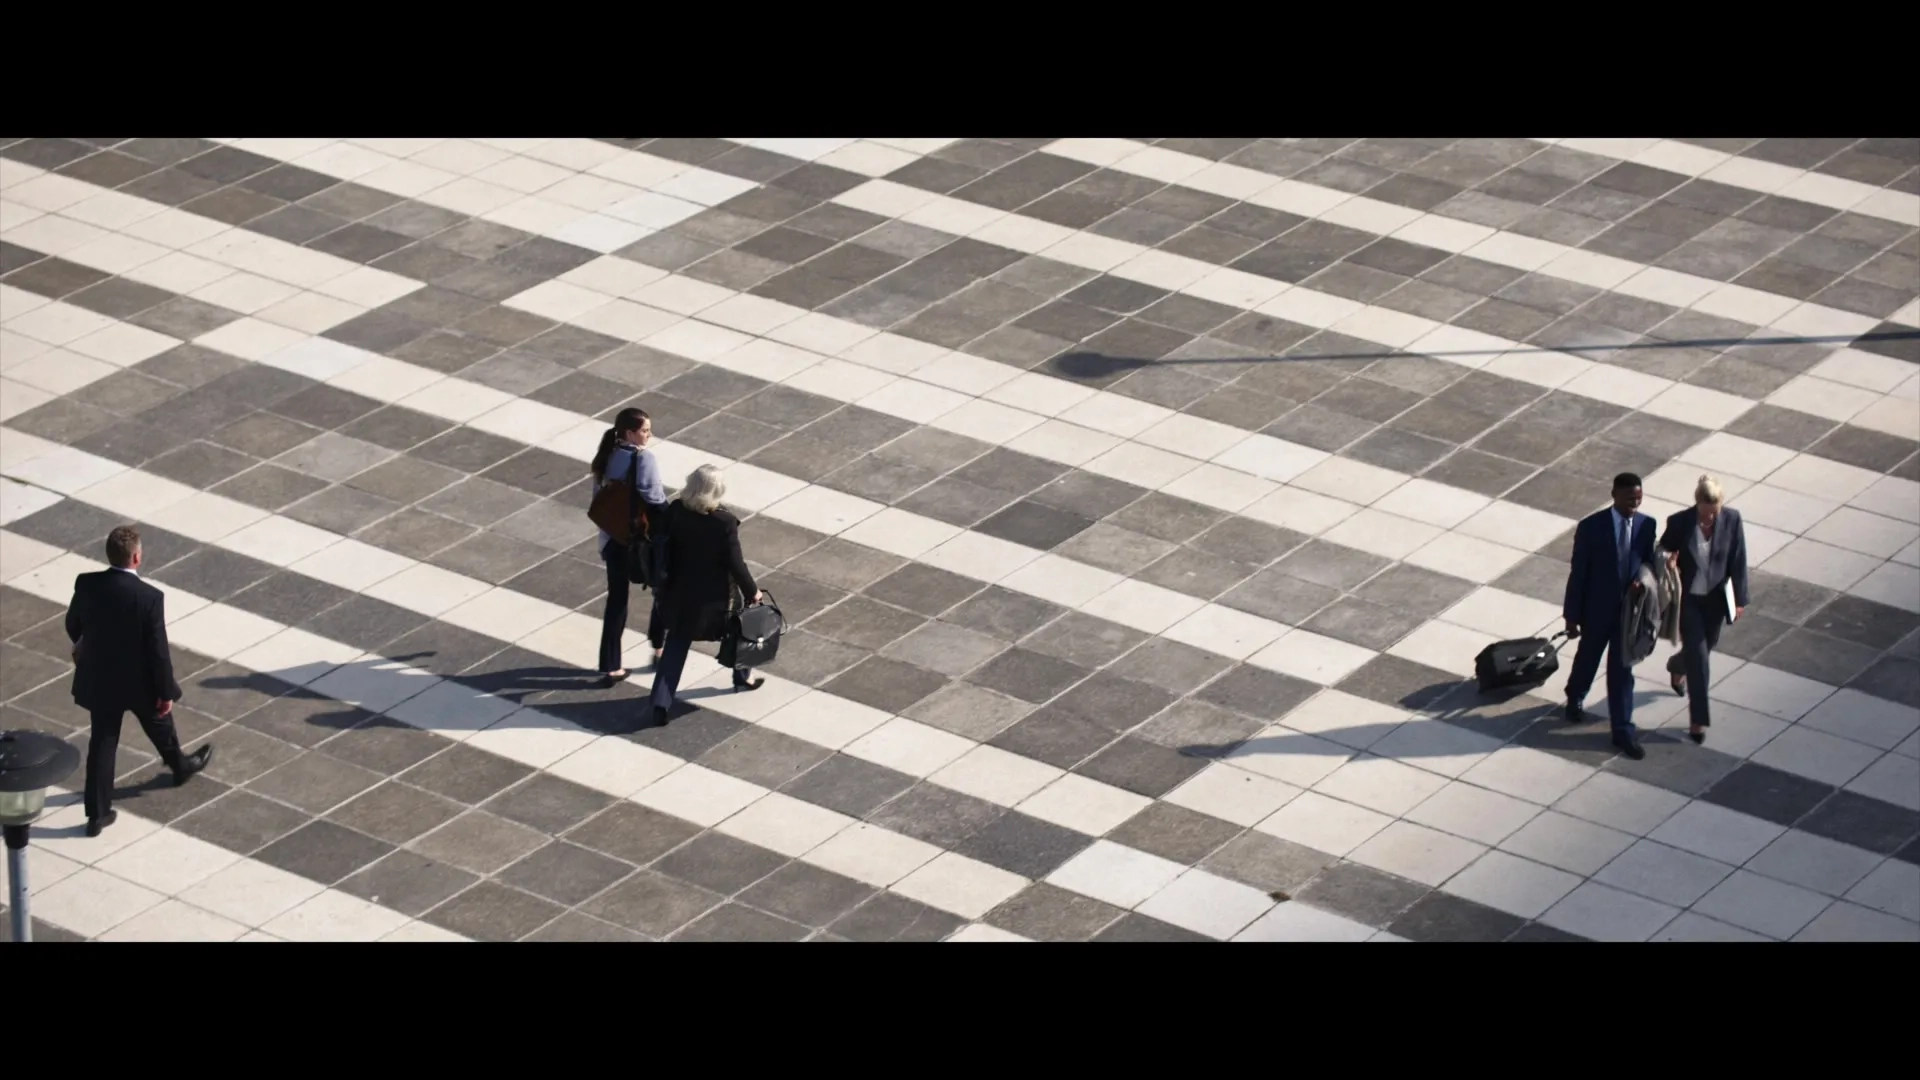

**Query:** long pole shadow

left=1052, top=328, right=1920, bottom=380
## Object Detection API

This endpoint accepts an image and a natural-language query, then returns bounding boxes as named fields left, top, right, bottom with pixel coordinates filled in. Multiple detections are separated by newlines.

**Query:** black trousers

left=1672, top=591, right=1726, bottom=728
left=599, top=540, right=631, bottom=674
left=85, top=705, right=183, bottom=820
left=600, top=540, right=665, bottom=672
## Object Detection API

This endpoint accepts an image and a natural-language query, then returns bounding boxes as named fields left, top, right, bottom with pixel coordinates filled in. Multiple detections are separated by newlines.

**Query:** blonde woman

left=1658, top=474, right=1750, bottom=745
left=648, top=465, right=763, bottom=724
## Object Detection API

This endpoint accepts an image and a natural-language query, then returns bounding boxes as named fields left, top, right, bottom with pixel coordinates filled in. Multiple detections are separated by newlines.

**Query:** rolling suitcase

left=718, top=592, right=786, bottom=669
left=1474, top=631, right=1569, bottom=693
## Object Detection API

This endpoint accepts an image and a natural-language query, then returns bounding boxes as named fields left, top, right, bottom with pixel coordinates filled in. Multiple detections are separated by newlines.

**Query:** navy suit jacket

left=66, top=569, right=182, bottom=713
left=1563, top=507, right=1657, bottom=630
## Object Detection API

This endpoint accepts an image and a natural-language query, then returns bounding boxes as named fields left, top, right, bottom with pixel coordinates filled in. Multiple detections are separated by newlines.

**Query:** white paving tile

left=1793, top=902, right=1920, bottom=942
left=1648, top=801, right=1786, bottom=866
left=1845, top=859, right=1920, bottom=923
left=1045, top=840, right=1187, bottom=909
left=1404, top=780, right=1544, bottom=845
left=1254, top=789, right=1393, bottom=857
left=1498, top=810, right=1636, bottom=876
left=1539, top=880, right=1680, bottom=942
left=1136, top=868, right=1275, bottom=939
left=97, top=899, right=249, bottom=942
left=1442, top=850, right=1582, bottom=918
left=1162, top=763, right=1302, bottom=828
left=1692, top=869, right=1833, bottom=940
left=1349, top=820, right=1488, bottom=887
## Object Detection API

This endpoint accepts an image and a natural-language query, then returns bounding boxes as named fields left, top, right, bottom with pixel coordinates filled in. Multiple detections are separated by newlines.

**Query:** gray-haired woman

left=648, top=465, right=763, bottom=724
left=1658, top=474, right=1750, bottom=745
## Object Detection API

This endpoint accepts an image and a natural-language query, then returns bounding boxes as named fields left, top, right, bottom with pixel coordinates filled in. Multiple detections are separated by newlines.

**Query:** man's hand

left=1565, top=619, right=1580, bottom=638
left=752, top=591, right=763, bottom=604
left=156, top=699, right=173, bottom=717
left=1736, top=606, right=1745, bottom=618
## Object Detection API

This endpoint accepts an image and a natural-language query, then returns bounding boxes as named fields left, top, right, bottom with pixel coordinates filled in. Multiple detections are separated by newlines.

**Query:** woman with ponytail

left=592, top=408, right=666, bottom=685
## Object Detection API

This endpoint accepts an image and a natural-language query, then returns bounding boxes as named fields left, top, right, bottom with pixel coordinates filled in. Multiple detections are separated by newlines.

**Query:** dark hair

left=1612, top=472, right=1643, bottom=491
left=105, top=525, right=141, bottom=569
left=591, top=407, right=650, bottom=484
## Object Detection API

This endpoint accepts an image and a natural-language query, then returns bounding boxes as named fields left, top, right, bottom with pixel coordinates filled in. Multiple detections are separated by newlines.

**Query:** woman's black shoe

left=1689, top=729, right=1706, bottom=745
left=733, top=677, right=765, bottom=693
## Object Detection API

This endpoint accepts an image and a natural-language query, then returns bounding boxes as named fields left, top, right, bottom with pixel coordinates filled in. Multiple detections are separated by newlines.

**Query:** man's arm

left=1563, top=519, right=1588, bottom=630
left=147, top=592, right=182, bottom=709
left=65, top=575, right=85, bottom=644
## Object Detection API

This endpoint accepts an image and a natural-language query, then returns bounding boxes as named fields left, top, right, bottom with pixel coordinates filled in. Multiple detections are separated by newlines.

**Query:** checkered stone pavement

left=1, top=136, right=1916, bottom=943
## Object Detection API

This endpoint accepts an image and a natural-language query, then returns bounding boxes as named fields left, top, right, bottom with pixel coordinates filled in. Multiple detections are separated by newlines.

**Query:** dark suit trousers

left=1565, top=614, right=1637, bottom=738
left=85, top=706, right=183, bottom=820
left=1676, top=591, right=1725, bottom=728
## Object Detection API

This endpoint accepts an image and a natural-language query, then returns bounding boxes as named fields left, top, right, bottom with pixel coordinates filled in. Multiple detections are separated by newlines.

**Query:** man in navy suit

left=65, top=525, right=212, bottom=836
left=1562, top=473, right=1658, bottom=760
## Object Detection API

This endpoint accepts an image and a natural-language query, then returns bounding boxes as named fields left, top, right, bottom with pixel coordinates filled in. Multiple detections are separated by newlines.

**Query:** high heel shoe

left=1671, top=673, right=1686, bottom=697
left=600, top=669, right=628, bottom=688
left=1688, top=728, right=1706, bottom=745
left=733, top=677, right=764, bottom=693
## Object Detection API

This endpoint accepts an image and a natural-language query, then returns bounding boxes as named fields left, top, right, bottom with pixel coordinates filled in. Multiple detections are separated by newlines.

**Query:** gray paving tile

left=829, top=892, right=965, bottom=942
left=1110, top=802, right=1242, bottom=865
left=1293, top=861, right=1431, bottom=927
left=336, top=850, right=477, bottom=917
left=983, top=882, right=1125, bottom=941
left=581, top=869, right=722, bottom=938
left=1390, top=892, right=1528, bottom=942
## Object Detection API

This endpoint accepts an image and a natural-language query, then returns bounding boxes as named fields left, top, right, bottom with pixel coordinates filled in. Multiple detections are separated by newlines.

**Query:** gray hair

left=1695, top=474, right=1725, bottom=506
left=681, top=464, right=726, bottom=514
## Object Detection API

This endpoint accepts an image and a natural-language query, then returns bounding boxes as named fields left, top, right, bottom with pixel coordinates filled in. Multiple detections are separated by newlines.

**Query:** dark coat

left=66, top=569, right=182, bottom=713
left=1659, top=506, right=1750, bottom=611
left=655, top=500, right=757, bottom=642
left=1564, top=507, right=1657, bottom=632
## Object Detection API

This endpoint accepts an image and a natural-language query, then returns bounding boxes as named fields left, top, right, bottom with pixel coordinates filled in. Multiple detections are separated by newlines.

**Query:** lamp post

left=0, top=730, right=81, bottom=943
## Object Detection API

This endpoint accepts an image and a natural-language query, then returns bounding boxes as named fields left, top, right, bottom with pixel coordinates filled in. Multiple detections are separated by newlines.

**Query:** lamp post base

left=5, top=824, right=28, bottom=943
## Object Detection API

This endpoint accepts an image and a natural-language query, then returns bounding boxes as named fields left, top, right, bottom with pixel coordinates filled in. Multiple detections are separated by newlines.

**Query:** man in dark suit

left=65, top=525, right=212, bottom=836
left=1563, top=473, right=1658, bottom=759
left=1658, top=474, right=1750, bottom=746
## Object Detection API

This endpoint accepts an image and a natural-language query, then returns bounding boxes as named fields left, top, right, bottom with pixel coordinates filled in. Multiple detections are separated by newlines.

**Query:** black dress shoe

left=733, top=677, right=765, bottom=693
left=1564, top=701, right=1584, bottom=723
left=1612, top=733, right=1646, bottom=760
left=173, top=744, right=212, bottom=786
left=1689, top=729, right=1706, bottom=745
left=652, top=705, right=669, bottom=726
left=86, top=810, right=118, bottom=837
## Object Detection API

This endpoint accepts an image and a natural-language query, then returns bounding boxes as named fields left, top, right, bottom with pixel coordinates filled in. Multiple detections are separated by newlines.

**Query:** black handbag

left=718, top=592, right=785, bottom=669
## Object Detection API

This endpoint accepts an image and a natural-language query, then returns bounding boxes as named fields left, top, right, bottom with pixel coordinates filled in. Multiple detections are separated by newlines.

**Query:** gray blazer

left=1658, top=506, right=1750, bottom=613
